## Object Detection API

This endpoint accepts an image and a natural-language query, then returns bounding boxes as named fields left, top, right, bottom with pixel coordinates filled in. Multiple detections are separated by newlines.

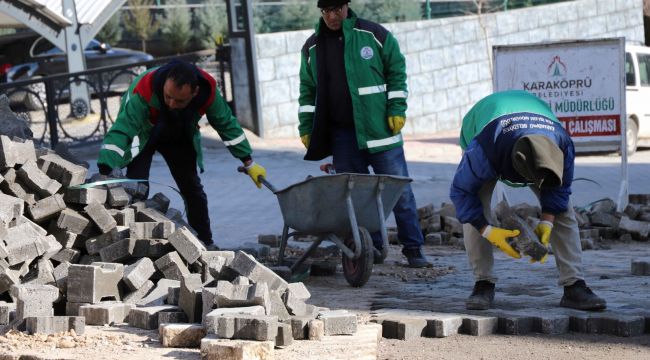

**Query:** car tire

left=626, top=119, right=638, bottom=156
left=24, top=75, right=46, bottom=111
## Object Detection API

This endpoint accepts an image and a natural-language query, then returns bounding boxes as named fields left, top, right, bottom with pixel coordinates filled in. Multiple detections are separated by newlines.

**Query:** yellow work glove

left=300, top=134, right=310, bottom=149
left=532, top=220, right=554, bottom=264
left=481, top=225, right=522, bottom=259
left=245, top=162, right=267, bottom=189
left=387, top=115, right=406, bottom=134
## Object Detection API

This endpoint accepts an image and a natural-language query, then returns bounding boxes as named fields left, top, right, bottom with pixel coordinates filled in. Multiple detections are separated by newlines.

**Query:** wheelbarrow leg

left=289, top=236, right=324, bottom=273
left=344, top=176, right=362, bottom=259
left=278, top=224, right=289, bottom=266
left=374, top=178, right=389, bottom=261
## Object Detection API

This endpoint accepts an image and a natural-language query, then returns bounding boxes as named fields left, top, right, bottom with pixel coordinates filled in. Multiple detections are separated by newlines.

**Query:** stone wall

left=255, top=0, right=645, bottom=138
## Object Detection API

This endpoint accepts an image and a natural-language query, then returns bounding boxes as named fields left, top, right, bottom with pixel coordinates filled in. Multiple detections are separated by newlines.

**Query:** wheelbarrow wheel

left=342, top=226, right=374, bottom=287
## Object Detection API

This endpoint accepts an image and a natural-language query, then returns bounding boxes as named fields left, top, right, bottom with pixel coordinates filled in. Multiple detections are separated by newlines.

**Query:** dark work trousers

left=126, top=124, right=213, bottom=245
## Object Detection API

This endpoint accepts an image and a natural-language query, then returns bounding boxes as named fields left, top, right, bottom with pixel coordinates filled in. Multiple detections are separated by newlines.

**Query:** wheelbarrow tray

left=273, top=173, right=411, bottom=235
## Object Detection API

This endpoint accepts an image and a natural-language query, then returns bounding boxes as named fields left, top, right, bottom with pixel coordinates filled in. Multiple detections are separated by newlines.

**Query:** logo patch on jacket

left=360, top=46, right=374, bottom=60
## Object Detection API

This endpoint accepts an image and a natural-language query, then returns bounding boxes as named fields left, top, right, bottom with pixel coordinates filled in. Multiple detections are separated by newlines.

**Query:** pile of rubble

left=411, top=196, right=650, bottom=252
left=0, top=134, right=358, bottom=358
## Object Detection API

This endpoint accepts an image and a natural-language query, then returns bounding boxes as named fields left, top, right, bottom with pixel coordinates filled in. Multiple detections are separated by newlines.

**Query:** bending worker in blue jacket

left=450, top=90, right=606, bottom=311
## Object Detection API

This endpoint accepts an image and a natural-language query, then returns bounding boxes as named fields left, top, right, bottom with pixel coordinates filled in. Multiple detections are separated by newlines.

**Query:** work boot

left=466, top=280, right=495, bottom=310
left=560, top=280, right=607, bottom=311
left=402, top=247, right=432, bottom=268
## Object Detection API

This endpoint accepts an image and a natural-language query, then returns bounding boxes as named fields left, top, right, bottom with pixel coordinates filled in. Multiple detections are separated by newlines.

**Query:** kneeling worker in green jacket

left=97, top=60, right=266, bottom=248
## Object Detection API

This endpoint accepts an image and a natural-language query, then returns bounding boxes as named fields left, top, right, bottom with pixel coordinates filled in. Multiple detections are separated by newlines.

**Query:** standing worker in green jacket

left=97, top=60, right=267, bottom=248
left=298, top=0, right=430, bottom=267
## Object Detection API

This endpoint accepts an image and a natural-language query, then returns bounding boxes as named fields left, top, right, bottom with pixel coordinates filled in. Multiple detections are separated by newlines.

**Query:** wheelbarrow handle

left=237, top=166, right=278, bottom=193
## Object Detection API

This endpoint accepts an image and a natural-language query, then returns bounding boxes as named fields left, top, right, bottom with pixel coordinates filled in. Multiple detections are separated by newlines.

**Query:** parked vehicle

left=624, top=44, right=650, bottom=155
left=1, top=32, right=153, bottom=110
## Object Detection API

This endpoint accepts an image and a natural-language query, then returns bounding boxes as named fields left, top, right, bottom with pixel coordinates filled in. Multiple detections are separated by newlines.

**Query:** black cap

left=318, top=0, right=349, bottom=8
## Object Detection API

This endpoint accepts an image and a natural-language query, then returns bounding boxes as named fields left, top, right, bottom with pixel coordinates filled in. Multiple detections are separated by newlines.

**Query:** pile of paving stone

left=0, top=134, right=359, bottom=358
left=411, top=196, right=650, bottom=252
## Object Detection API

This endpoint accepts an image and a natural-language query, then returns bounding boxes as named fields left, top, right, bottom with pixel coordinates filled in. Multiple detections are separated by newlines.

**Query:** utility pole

left=425, top=0, right=431, bottom=19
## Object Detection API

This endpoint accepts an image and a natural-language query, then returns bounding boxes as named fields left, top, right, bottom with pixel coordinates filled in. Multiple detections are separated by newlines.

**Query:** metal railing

left=0, top=46, right=231, bottom=149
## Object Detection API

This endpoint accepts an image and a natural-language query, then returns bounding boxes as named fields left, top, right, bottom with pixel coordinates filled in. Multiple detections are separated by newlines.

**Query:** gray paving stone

left=51, top=249, right=81, bottom=265
left=204, top=306, right=266, bottom=334
left=290, top=315, right=313, bottom=340
left=136, top=207, right=169, bottom=223
left=145, top=193, right=171, bottom=214
left=532, top=315, right=570, bottom=335
left=208, top=281, right=270, bottom=315
left=426, top=314, right=463, bottom=338
left=308, top=319, right=324, bottom=340
left=26, top=194, right=66, bottom=223
left=64, top=187, right=107, bottom=205
left=52, top=261, right=70, bottom=293
left=283, top=282, right=311, bottom=317
left=37, top=153, right=87, bottom=187
left=129, top=305, right=180, bottom=330
left=229, top=251, right=288, bottom=292
left=107, top=186, right=130, bottom=207
left=155, top=251, right=190, bottom=281
left=4, top=222, right=46, bottom=266
left=269, top=290, right=290, bottom=322
left=66, top=263, right=123, bottom=304
left=275, top=322, right=293, bottom=347
left=99, top=238, right=135, bottom=263
left=85, top=228, right=122, bottom=255
left=0, top=135, right=36, bottom=168
left=129, top=221, right=175, bottom=240
left=168, top=226, right=206, bottom=264
left=79, top=302, right=134, bottom=325
left=380, top=317, right=426, bottom=340
left=214, top=314, right=278, bottom=341
left=461, top=315, right=499, bottom=336
left=158, top=311, right=188, bottom=325
left=200, top=337, right=274, bottom=359
left=124, top=280, right=155, bottom=304
left=55, top=208, right=93, bottom=236
left=84, top=201, right=117, bottom=233
left=159, top=323, right=206, bottom=348
left=65, top=302, right=90, bottom=316
left=497, top=315, right=534, bottom=335
left=318, top=310, right=357, bottom=335
left=123, top=257, right=155, bottom=291
left=10, top=284, right=59, bottom=321
left=110, top=207, right=135, bottom=226
left=0, top=192, right=23, bottom=226
left=0, top=302, right=16, bottom=325
left=1, top=168, right=36, bottom=205
left=25, top=316, right=85, bottom=335
left=167, top=286, right=181, bottom=305
left=137, top=279, right=180, bottom=307
left=16, top=159, right=61, bottom=197
left=179, top=273, right=203, bottom=323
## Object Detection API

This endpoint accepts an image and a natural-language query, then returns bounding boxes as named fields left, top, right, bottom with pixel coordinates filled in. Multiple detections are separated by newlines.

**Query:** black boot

left=402, top=247, right=432, bottom=268
left=560, top=280, right=607, bottom=311
left=466, top=280, right=495, bottom=310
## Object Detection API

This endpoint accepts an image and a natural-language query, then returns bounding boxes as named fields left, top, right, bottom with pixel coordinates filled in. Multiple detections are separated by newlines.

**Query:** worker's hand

left=531, top=220, right=554, bottom=264
left=481, top=225, right=521, bottom=259
left=245, top=161, right=266, bottom=189
left=300, top=134, right=310, bottom=149
left=387, top=115, right=406, bottom=134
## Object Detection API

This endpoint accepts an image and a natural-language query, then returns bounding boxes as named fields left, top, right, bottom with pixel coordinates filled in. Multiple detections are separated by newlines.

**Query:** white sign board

left=493, top=38, right=626, bottom=152
left=493, top=38, right=628, bottom=210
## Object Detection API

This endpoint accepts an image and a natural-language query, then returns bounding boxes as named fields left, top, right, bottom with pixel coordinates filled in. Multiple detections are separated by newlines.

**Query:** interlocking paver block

left=200, top=337, right=274, bottom=360
left=204, top=306, right=266, bottom=334
left=290, top=315, right=312, bottom=340
left=167, top=286, right=181, bottom=305
left=158, top=311, right=188, bottom=325
left=206, top=281, right=270, bottom=316
left=0, top=168, right=36, bottom=205
left=532, top=315, right=570, bottom=335
left=99, top=238, right=136, bottom=263
left=159, top=323, right=206, bottom=348
left=107, top=186, right=130, bottom=207
left=0, top=302, right=16, bottom=325
left=230, top=251, right=288, bottom=292
left=66, top=263, right=124, bottom=303
left=84, top=201, right=117, bottom=233
left=17, top=159, right=61, bottom=197
left=25, top=316, right=85, bottom=335
left=64, top=187, right=107, bottom=205
left=136, top=207, right=169, bottom=223
left=10, top=284, right=59, bottom=321
left=123, top=257, right=156, bottom=291
left=145, top=192, right=171, bottom=213
left=0, top=135, right=36, bottom=168
left=27, top=194, right=66, bottom=223
left=283, top=282, right=311, bottom=316
left=129, top=221, right=175, bottom=240
left=426, top=314, right=463, bottom=338
left=0, top=192, right=23, bottom=226
left=461, top=315, right=499, bottom=336
left=137, top=279, right=180, bottom=307
left=215, top=314, right=278, bottom=341
left=308, top=319, right=324, bottom=340
left=111, top=207, right=135, bottom=226
left=85, top=228, right=124, bottom=255
left=124, top=280, right=155, bottom=304
left=55, top=208, right=93, bottom=236
left=4, top=222, right=46, bottom=265
left=275, top=322, right=293, bottom=347
left=129, top=305, right=180, bottom=330
left=79, top=302, right=134, bottom=325
left=179, top=274, right=203, bottom=323
left=37, top=153, right=87, bottom=187
left=497, top=315, right=534, bottom=335
left=380, top=317, right=426, bottom=340
left=168, top=226, right=206, bottom=264
left=155, top=251, right=191, bottom=281
left=0, top=268, right=20, bottom=294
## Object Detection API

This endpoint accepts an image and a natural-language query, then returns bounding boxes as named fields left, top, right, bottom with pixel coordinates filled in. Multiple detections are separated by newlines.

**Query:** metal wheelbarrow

left=243, top=169, right=412, bottom=287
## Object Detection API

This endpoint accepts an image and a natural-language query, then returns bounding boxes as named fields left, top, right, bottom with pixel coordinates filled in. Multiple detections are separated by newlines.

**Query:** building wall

left=255, top=0, right=645, bottom=138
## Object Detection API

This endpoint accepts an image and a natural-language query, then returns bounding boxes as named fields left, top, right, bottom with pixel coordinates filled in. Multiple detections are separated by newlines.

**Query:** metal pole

left=425, top=0, right=431, bottom=19
left=504, top=0, right=508, bottom=11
